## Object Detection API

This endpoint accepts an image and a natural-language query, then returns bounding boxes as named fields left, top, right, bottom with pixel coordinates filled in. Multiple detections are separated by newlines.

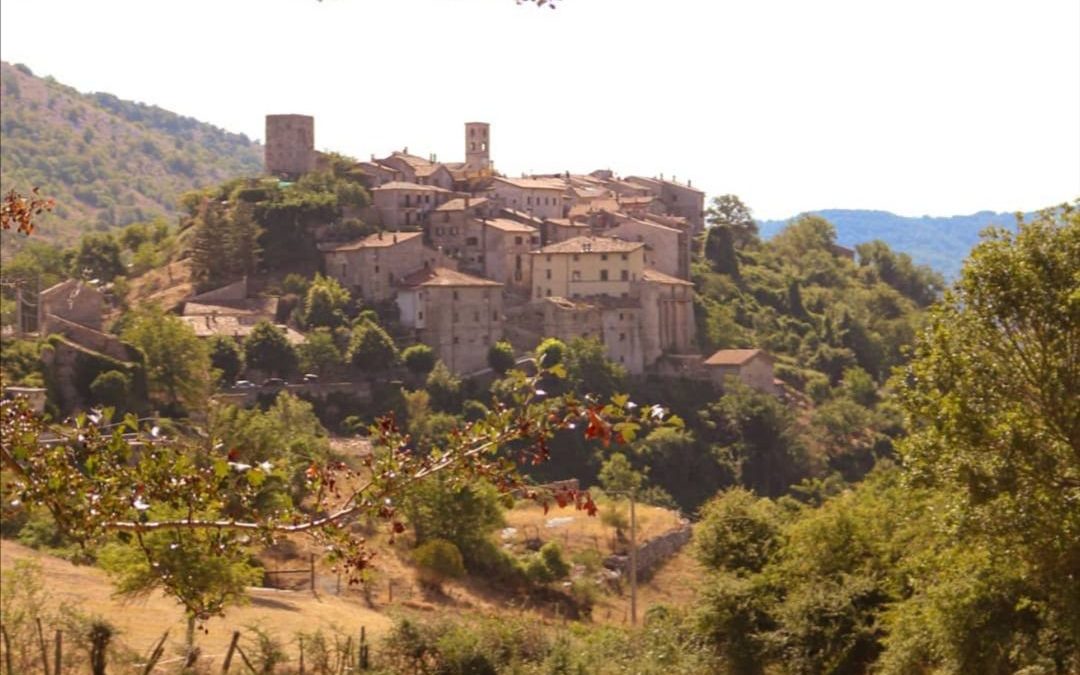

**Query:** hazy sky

left=2, top=0, right=1077, bottom=219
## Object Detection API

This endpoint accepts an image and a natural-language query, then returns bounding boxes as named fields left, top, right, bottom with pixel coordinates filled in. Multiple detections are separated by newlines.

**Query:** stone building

left=320, top=231, right=452, bottom=303
left=703, top=348, right=778, bottom=394
left=396, top=267, right=503, bottom=374
left=491, top=177, right=568, bottom=220
left=478, top=218, right=540, bottom=291
left=265, top=114, right=315, bottom=177
left=38, top=280, right=104, bottom=334
left=531, top=236, right=645, bottom=300
left=624, top=176, right=705, bottom=235
left=379, top=152, right=455, bottom=190
left=541, top=296, right=645, bottom=373
left=463, top=122, right=492, bottom=176
left=371, top=182, right=455, bottom=228
left=639, top=269, right=696, bottom=365
left=606, top=216, right=690, bottom=280
left=427, top=198, right=492, bottom=264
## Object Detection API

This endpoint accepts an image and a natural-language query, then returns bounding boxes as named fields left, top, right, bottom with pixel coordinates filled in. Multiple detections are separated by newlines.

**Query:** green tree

left=425, top=361, right=462, bottom=412
left=535, top=337, right=566, bottom=367
left=402, top=343, right=436, bottom=376
left=72, top=233, right=125, bottom=282
left=413, top=538, right=465, bottom=590
left=598, top=452, right=643, bottom=496
left=296, top=327, right=342, bottom=376
left=121, top=305, right=211, bottom=412
left=402, top=476, right=505, bottom=569
left=347, top=319, right=398, bottom=372
left=487, top=340, right=515, bottom=374
left=695, top=487, right=781, bottom=575
left=302, top=273, right=350, bottom=329
left=208, top=335, right=242, bottom=384
left=706, top=194, right=758, bottom=249
left=243, top=321, right=298, bottom=377
left=704, top=224, right=740, bottom=277
left=896, top=203, right=1080, bottom=648
left=564, top=337, right=626, bottom=400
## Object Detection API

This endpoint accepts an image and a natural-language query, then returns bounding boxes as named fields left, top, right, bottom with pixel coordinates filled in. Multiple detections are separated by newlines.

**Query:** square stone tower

left=464, top=122, right=491, bottom=174
left=265, top=114, right=315, bottom=177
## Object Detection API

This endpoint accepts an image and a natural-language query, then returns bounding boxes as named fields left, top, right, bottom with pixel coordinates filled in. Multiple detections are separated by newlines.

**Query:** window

left=571, top=270, right=581, bottom=281
left=514, top=236, right=523, bottom=245
left=473, top=311, right=480, bottom=322
left=546, top=255, right=552, bottom=262
left=537, top=287, right=542, bottom=297
left=601, top=254, right=608, bottom=261
left=443, top=213, right=450, bottom=223
left=619, top=313, right=624, bottom=320
left=466, top=236, right=478, bottom=245
left=621, top=270, right=629, bottom=281
left=492, top=311, right=498, bottom=320
left=340, top=264, right=346, bottom=277
left=600, top=270, right=609, bottom=281
left=620, top=333, right=626, bottom=341
left=453, top=312, right=459, bottom=323
left=450, top=227, right=458, bottom=235
left=621, top=253, right=628, bottom=261
left=418, top=311, right=424, bottom=320
left=454, top=336, right=460, bottom=344
left=573, top=254, right=580, bottom=262
left=527, top=196, right=532, bottom=205
left=436, top=227, right=444, bottom=235
left=546, top=269, right=552, bottom=280
left=546, top=288, right=552, bottom=297
left=452, top=290, right=460, bottom=300
left=375, top=265, right=380, bottom=273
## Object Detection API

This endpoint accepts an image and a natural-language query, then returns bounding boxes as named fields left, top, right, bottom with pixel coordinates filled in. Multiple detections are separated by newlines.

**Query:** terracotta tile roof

left=611, top=217, right=683, bottom=235
left=483, top=218, right=538, bottom=233
left=703, top=348, right=771, bottom=366
left=536, top=236, right=644, bottom=255
left=494, top=176, right=567, bottom=191
left=318, top=231, right=423, bottom=252
left=180, top=316, right=305, bottom=344
left=641, top=268, right=693, bottom=286
left=626, top=175, right=705, bottom=194
left=543, top=218, right=588, bottom=228
left=435, top=197, right=489, bottom=212
left=373, top=181, right=450, bottom=192
left=398, top=267, right=503, bottom=288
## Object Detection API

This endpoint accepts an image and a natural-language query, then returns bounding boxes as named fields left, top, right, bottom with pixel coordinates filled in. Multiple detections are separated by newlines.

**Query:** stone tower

left=464, top=122, right=491, bottom=174
left=265, top=114, right=315, bottom=177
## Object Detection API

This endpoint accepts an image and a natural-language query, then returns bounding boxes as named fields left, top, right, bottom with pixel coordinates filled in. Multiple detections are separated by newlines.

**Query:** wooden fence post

left=141, top=630, right=169, bottom=675
left=1, top=624, right=13, bottom=675
left=222, top=630, right=240, bottom=672
left=299, top=636, right=305, bottom=675
left=52, top=630, right=61, bottom=675
left=310, top=553, right=316, bottom=595
left=35, top=618, right=49, bottom=675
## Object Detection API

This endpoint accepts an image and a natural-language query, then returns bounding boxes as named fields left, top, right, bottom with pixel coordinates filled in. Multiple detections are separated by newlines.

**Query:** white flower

left=258, top=461, right=273, bottom=472
left=133, top=497, right=150, bottom=511
left=626, top=401, right=638, bottom=410
left=649, top=405, right=665, bottom=420
left=230, top=462, right=252, bottom=472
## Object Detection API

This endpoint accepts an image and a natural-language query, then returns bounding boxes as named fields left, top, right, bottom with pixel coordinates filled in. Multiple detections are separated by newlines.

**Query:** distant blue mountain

left=757, top=210, right=1029, bottom=279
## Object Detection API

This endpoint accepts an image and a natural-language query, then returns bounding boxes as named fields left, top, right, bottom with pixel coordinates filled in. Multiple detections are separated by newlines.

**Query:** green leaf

left=213, top=459, right=229, bottom=479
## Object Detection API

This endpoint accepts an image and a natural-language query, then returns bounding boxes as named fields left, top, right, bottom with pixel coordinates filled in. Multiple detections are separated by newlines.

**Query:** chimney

left=393, top=233, right=398, bottom=243
left=378, top=231, right=383, bottom=240
left=688, top=179, right=692, bottom=187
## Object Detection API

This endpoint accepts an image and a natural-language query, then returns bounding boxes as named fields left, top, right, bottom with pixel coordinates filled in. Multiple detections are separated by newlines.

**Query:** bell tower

left=464, top=122, right=491, bottom=175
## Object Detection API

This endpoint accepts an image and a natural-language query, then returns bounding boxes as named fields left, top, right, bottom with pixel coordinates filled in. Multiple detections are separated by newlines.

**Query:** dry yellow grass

left=0, top=540, right=392, bottom=668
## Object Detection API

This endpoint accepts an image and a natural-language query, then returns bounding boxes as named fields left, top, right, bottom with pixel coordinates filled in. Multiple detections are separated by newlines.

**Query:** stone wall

left=42, top=314, right=130, bottom=361
left=604, top=521, right=692, bottom=582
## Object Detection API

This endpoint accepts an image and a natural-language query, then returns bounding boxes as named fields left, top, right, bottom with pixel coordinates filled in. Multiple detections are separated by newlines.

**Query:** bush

left=487, top=340, right=515, bottom=374
left=89, top=369, right=132, bottom=410
left=413, top=539, right=465, bottom=589
left=535, top=337, right=567, bottom=367
left=402, top=344, right=436, bottom=375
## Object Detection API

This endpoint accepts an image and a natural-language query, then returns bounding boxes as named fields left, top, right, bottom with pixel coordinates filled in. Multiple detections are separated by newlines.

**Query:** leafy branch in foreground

left=1, top=188, right=55, bottom=236
left=1, top=363, right=677, bottom=625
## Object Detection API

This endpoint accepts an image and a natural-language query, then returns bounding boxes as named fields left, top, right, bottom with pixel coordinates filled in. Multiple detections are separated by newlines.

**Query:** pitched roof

left=494, top=176, right=567, bottom=191
left=373, top=181, right=450, bottom=192
left=483, top=218, right=538, bottom=233
left=435, top=197, right=489, bottom=212
left=183, top=297, right=279, bottom=317
left=703, top=348, right=772, bottom=366
left=179, top=316, right=306, bottom=345
left=641, top=268, right=693, bottom=286
left=536, top=236, right=644, bottom=255
left=318, top=230, right=423, bottom=252
left=398, top=267, right=503, bottom=288
left=625, top=175, right=705, bottom=195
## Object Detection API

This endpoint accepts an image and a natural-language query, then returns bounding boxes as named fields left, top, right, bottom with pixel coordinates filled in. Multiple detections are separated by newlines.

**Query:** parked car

left=262, top=377, right=286, bottom=388
left=302, top=373, right=320, bottom=383
left=234, top=380, right=255, bottom=389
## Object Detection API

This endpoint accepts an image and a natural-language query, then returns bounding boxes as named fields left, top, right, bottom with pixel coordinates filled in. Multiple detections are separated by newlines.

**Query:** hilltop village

left=7, top=114, right=782, bottom=420
left=271, top=114, right=746, bottom=382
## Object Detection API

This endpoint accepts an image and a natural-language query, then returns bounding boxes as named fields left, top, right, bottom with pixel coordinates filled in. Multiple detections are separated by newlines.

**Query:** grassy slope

left=0, top=61, right=262, bottom=250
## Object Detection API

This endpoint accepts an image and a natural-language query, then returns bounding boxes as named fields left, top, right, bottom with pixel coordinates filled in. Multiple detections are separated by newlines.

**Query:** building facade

left=531, top=236, right=645, bottom=300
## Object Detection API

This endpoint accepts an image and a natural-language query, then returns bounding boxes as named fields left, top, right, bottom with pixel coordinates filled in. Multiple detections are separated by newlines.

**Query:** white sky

left=1, top=0, right=1077, bottom=219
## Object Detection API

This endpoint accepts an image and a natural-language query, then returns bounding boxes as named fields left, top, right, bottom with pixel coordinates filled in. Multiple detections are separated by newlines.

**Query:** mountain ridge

left=757, top=208, right=1034, bottom=278
left=0, top=61, right=263, bottom=248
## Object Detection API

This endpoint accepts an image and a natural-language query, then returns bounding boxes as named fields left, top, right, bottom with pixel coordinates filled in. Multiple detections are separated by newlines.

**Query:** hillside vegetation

left=0, top=61, right=262, bottom=250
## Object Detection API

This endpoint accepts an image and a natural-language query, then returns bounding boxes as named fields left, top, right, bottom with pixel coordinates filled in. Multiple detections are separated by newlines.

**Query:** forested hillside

left=758, top=208, right=1031, bottom=278
left=0, top=61, right=262, bottom=249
